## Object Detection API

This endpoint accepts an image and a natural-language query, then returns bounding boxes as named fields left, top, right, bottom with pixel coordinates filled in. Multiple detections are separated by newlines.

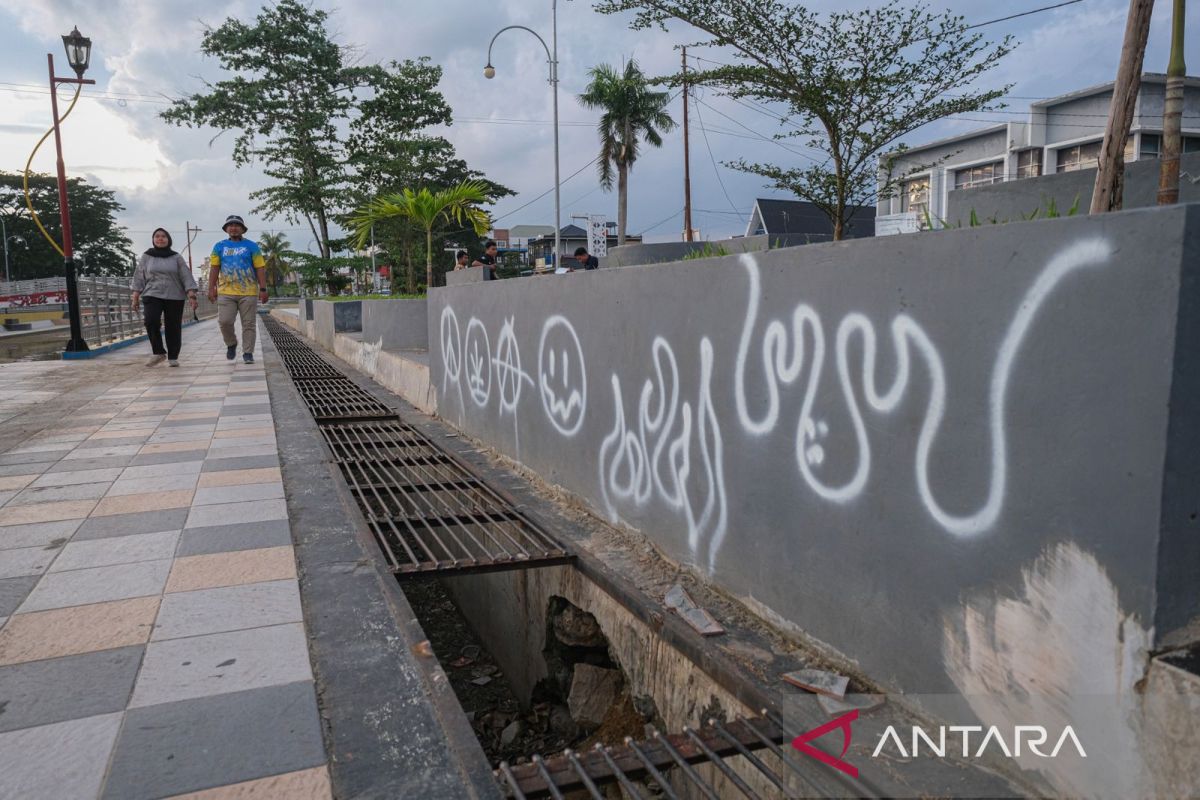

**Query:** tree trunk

left=405, top=241, right=415, bottom=294
left=1091, top=0, right=1154, bottom=213
left=425, top=227, right=433, bottom=291
left=617, top=162, right=629, bottom=246
left=833, top=212, right=844, bottom=242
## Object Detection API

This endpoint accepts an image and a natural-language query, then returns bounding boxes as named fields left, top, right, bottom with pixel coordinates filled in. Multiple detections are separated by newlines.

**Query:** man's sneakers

left=226, top=344, right=237, bottom=360
left=243, top=352, right=254, bottom=364
left=146, top=354, right=166, bottom=367
left=167, top=359, right=180, bottom=368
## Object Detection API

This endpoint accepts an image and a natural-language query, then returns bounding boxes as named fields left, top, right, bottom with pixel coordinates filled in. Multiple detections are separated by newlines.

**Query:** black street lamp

left=48, top=26, right=96, bottom=352
left=62, top=27, right=92, bottom=78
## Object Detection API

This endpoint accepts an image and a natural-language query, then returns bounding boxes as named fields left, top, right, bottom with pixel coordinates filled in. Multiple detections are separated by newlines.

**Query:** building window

left=1016, top=149, right=1042, bottom=179
left=901, top=177, right=930, bottom=217
left=954, top=161, right=1004, bottom=190
left=1056, top=140, right=1102, bottom=173
left=1129, top=133, right=1200, bottom=157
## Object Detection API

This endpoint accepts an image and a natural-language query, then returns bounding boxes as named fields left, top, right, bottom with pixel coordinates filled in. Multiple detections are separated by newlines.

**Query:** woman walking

left=131, top=228, right=198, bottom=367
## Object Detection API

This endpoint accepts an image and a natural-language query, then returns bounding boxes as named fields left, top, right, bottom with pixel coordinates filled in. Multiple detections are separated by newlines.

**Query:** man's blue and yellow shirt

left=210, top=238, right=266, bottom=297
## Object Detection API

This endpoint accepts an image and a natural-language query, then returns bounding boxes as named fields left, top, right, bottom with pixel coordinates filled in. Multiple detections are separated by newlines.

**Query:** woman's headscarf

left=145, top=228, right=177, bottom=258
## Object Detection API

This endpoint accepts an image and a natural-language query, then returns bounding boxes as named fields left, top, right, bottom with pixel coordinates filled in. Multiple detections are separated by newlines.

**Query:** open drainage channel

left=265, top=316, right=837, bottom=799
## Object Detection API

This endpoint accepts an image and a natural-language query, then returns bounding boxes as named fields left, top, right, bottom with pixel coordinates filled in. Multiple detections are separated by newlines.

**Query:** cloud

left=0, top=0, right=1195, bottom=246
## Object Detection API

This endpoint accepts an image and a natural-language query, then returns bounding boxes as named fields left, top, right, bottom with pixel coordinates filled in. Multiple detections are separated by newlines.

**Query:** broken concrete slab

left=568, top=664, right=622, bottom=729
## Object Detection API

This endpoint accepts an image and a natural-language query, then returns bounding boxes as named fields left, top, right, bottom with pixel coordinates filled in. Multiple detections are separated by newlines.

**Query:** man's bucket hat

left=222, top=214, right=246, bottom=233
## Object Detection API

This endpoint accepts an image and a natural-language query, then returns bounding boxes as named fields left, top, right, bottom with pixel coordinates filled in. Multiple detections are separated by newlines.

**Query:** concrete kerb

left=260, top=327, right=500, bottom=800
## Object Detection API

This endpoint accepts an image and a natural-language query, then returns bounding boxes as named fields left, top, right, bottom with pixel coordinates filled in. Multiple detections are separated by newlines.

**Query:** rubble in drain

left=402, top=581, right=655, bottom=767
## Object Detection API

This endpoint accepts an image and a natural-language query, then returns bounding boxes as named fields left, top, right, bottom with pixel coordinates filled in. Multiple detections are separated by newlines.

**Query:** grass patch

left=321, top=293, right=425, bottom=301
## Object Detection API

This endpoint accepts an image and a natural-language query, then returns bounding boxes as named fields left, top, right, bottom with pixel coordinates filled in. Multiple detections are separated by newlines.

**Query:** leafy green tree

left=257, top=231, right=290, bottom=295
left=351, top=181, right=491, bottom=291
left=594, top=0, right=1015, bottom=240
left=0, top=171, right=134, bottom=279
left=344, top=135, right=513, bottom=293
left=578, top=60, right=676, bottom=245
left=160, top=0, right=454, bottom=258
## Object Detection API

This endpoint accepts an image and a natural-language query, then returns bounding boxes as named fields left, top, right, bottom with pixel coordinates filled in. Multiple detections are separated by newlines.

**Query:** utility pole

left=185, top=221, right=201, bottom=273
left=1091, top=0, right=1154, bottom=214
left=682, top=46, right=694, bottom=242
left=1158, top=0, right=1186, bottom=205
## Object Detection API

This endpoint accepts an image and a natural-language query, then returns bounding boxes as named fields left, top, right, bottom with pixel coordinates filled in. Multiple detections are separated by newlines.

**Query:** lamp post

left=49, top=26, right=95, bottom=352
left=485, top=1, right=561, bottom=271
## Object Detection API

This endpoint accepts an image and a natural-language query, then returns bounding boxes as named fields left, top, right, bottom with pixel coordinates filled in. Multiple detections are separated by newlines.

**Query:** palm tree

left=578, top=60, right=677, bottom=245
left=351, top=181, right=490, bottom=290
left=258, top=231, right=291, bottom=295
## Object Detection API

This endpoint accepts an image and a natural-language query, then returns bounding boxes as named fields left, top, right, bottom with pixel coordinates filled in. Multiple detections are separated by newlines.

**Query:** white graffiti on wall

left=465, top=318, right=492, bottom=408
left=494, top=317, right=531, bottom=417
left=734, top=238, right=1112, bottom=537
left=538, top=315, right=587, bottom=436
left=597, top=337, right=728, bottom=573
left=437, top=235, right=1112, bottom=568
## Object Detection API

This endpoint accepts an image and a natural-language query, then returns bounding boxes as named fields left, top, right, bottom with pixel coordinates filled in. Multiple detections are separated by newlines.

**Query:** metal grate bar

left=496, top=715, right=787, bottom=799
left=293, top=377, right=396, bottom=422
left=264, top=316, right=573, bottom=578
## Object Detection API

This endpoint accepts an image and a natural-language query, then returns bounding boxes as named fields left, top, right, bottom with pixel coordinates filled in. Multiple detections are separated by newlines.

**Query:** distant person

left=573, top=246, right=599, bottom=271
left=472, top=240, right=498, bottom=281
left=131, top=228, right=198, bottom=367
left=453, top=250, right=469, bottom=271
left=207, top=214, right=268, bottom=363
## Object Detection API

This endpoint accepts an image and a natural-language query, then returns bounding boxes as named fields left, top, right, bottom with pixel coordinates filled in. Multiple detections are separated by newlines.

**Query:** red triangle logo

left=791, top=709, right=859, bottom=778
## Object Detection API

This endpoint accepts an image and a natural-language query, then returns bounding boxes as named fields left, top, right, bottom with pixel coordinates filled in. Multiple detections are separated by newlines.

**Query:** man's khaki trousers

left=217, top=295, right=258, bottom=353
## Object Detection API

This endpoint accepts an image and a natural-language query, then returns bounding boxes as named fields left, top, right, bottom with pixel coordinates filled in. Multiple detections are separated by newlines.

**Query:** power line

left=691, top=93, right=745, bottom=220
left=692, top=96, right=822, bottom=162
left=639, top=207, right=683, bottom=235
left=489, top=156, right=600, bottom=224
left=930, top=0, right=1086, bottom=39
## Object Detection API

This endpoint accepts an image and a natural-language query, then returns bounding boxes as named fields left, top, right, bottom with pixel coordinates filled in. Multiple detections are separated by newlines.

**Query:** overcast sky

left=0, top=0, right=1195, bottom=256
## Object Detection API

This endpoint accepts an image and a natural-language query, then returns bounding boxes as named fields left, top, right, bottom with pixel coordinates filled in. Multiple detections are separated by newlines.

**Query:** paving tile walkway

left=0, top=319, right=331, bottom=800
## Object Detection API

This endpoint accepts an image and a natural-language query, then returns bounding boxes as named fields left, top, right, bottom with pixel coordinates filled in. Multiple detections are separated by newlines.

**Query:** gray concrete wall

left=428, top=204, right=1200, bottom=702
left=446, top=268, right=487, bottom=286
left=311, top=300, right=361, bottom=350
left=945, top=152, right=1200, bottom=225
left=604, top=234, right=818, bottom=268
left=361, top=299, right=427, bottom=351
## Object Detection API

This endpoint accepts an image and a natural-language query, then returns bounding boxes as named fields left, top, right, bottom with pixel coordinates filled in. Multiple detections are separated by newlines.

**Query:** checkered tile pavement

left=0, top=320, right=330, bottom=799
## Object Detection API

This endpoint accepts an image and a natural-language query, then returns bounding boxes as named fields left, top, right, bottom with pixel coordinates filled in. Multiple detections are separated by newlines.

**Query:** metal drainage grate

left=321, top=421, right=571, bottom=576
left=498, top=712, right=803, bottom=799
left=292, top=377, right=397, bottom=423
left=264, top=316, right=573, bottom=578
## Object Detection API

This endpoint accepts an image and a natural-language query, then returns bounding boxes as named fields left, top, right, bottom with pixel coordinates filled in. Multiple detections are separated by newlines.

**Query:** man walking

left=208, top=214, right=268, bottom=363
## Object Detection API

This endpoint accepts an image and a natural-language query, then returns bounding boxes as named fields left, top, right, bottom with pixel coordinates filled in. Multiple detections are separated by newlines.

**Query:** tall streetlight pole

left=48, top=27, right=95, bottom=352
left=1158, top=0, right=1186, bottom=205
left=485, top=1, right=561, bottom=271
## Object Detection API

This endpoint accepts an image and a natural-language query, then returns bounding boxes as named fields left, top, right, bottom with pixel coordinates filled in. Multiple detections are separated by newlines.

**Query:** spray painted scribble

left=734, top=238, right=1112, bottom=537
left=596, top=337, right=728, bottom=573
left=465, top=318, right=492, bottom=408
left=436, top=236, right=1112, bottom=568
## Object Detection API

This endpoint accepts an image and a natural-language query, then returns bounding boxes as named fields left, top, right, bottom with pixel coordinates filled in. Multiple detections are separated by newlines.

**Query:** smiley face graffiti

left=538, top=315, right=587, bottom=436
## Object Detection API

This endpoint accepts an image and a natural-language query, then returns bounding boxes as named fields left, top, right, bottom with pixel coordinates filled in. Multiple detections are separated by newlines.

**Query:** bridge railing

left=77, top=277, right=218, bottom=349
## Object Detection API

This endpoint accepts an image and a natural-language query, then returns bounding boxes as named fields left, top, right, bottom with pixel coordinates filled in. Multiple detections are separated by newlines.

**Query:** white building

left=876, top=74, right=1200, bottom=234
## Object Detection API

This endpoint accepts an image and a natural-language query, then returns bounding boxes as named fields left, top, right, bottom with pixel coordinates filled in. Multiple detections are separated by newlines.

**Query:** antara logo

left=791, top=711, right=1087, bottom=779
left=871, top=725, right=1087, bottom=759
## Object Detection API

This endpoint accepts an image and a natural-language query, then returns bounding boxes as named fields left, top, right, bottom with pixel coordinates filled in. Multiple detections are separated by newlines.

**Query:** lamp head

left=62, top=26, right=92, bottom=78
left=483, top=64, right=496, bottom=80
